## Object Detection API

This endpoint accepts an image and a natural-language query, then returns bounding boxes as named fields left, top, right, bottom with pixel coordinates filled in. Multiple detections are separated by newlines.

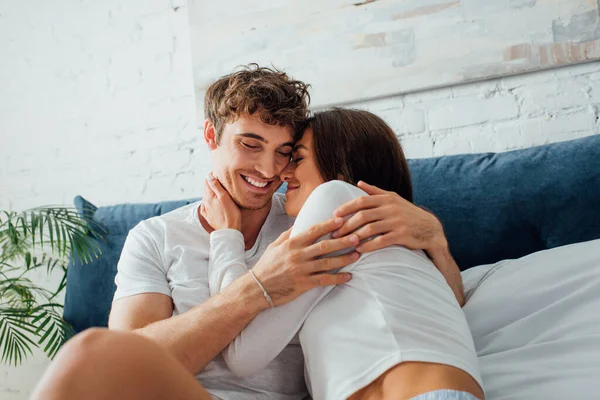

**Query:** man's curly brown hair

left=204, top=64, right=311, bottom=143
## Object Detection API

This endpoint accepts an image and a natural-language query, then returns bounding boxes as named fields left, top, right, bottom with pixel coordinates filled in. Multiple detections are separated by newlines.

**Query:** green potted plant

left=0, top=205, right=105, bottom=366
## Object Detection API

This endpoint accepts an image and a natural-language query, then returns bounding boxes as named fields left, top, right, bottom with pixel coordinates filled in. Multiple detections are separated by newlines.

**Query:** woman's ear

left=204, top=119, right=218, bottom=150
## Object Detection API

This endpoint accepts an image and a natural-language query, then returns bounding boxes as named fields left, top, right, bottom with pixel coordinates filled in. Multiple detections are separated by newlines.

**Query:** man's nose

left=255, top=154, right=279, bottom=179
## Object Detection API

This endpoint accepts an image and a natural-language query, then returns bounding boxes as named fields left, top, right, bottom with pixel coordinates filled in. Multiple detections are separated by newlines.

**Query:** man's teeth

left=244, top=176, right=268, bottom=188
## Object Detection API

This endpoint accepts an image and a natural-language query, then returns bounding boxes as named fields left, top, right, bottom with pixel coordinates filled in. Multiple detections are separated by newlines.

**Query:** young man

left=32, top=65, right=463, bottom=400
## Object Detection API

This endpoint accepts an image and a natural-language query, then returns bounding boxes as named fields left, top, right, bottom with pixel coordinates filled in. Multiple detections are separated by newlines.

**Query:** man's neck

left=199, top=200, right=273, bottom=251
left=239, top=203, right=272, bottom=250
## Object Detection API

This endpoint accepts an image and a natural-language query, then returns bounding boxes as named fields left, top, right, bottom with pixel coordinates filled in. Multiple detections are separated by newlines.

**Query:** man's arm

left=332, top=181, right=466, bottom=306
left=423, top=241, right=465, bottom=306
left=109, top=272, right=267, bottom=375
left=109, top=217, right=354, bottom=376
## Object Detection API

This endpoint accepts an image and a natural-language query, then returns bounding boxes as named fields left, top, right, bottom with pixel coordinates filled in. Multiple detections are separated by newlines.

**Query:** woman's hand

left=200, top=174, right=242, bottom=231
left=251, top=218, right=360, bottom=308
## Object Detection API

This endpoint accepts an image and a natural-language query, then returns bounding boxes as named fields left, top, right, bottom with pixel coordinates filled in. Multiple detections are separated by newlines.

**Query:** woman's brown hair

left=305, top=108, right=413, bottom=202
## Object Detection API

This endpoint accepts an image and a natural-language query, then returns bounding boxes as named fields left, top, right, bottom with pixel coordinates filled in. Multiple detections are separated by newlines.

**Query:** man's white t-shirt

left=113, top=194, right=305, bottom=400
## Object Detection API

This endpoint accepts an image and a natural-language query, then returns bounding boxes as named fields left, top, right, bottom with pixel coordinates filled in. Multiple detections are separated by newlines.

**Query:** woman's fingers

left=202, top=175, right=242, bottom=230
left=203, top=179, right=215, bottom=200
left=303, top=234, right=360, bottom=259
left=292, top=217, right=345, bottom=246
left=206, top=176, right=230, bottom=204
left=205, top=174, right=236, bottom=208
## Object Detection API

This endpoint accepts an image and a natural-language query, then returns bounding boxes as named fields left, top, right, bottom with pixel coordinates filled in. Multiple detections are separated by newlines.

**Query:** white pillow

left=461, top=239, right=600, bottom=400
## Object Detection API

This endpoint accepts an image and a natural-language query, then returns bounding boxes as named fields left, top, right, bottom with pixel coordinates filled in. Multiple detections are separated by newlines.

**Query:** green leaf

left=49, top=271, right=67, bottom=301
left=61, top=224, right=67, bottom=258
left=7, top=323, right=38, bottom=347
left=54, top=218, right=62, bottom=259
left=34, top=315, right=52, bottom=336
left=5, top=317, right=37, bottom=335
left=0, top=319, right=35, bottom=366
left=37, top=319, right=54, bottom=344
left=44, top=329, right=59, bottom=353
left=47, top=211, right=54, bottom=252
left=8, top=222, right=19, bottom=245
left=3, top=331, right=12, bottom=363
left=0, top=321, right=8, bottom=358
left=38, top=213, right=44, bottom=248
left=31, top=311, right=48, bottom=325
left=48, top=338, right=61, bottom=359
left=0, top=204, right=97, bottom=365
left=30, top=213, right=38, bottom=246
left=19, top=217, right=29, bottom=242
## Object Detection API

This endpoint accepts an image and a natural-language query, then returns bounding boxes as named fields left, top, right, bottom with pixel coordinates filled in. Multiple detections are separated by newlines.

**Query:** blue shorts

left=410, top=389, right=480, bottom=400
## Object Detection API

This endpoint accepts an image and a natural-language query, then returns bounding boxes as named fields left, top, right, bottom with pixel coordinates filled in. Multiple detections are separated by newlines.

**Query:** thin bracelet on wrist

left=248, top=269, right=274, bottom=308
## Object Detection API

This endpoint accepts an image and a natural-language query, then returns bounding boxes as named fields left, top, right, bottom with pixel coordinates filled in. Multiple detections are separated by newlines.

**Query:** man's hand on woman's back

left=331, top=181, right=465, bottom=306
left=331, top=181, right=448, bottom=254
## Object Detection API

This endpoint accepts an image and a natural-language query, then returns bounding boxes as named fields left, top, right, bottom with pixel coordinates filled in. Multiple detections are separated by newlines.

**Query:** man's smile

left=240, top=174, right=274, bottom=193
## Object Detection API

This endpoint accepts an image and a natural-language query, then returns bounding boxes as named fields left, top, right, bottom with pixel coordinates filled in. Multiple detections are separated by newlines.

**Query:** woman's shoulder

left=309, top=180, right=367, bottom=205
left=291, top=181, right=366, bottom=238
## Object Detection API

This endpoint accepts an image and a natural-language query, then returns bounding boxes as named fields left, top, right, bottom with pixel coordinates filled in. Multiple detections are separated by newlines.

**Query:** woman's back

left=295, top=181, right=482, bottom=399
left=208, top=180, right=483, bottom=399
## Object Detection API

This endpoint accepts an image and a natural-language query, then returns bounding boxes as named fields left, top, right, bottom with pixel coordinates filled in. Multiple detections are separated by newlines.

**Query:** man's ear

left=204, top=119, right=218, bottom=150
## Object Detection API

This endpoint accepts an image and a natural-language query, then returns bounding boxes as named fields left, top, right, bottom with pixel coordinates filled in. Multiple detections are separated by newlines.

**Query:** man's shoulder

left=131, top=201, right=204, bottom=239
left=272, top=192, right=287, bottom=210
left=271, top=193, right=294, bottom=224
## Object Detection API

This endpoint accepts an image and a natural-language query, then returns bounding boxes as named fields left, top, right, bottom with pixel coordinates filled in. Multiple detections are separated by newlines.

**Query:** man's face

left=206, top=113, right=294, bottom=211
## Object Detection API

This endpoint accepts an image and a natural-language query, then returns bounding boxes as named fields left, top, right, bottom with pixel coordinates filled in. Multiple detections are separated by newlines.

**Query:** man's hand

left=252, top=217, right=360, bottom=308
left=332, top=181, right=465, bottom=306
left=332, top=181, right=447, bottom=254
left=200, top=174, right=242, bottom=231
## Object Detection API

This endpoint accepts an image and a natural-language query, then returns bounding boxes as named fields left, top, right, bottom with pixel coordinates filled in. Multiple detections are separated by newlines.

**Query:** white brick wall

left=351, top=62, right=600, bottom=158
left=0, top=0, right=599, bottom=398
left=0, top=0, right=210, bottom=212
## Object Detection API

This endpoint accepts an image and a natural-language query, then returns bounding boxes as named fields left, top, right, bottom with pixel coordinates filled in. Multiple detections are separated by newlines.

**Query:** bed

left=64, top=134, right=600, bottom=399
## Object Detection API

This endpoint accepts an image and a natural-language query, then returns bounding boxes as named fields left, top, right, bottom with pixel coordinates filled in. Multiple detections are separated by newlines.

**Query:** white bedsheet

left=461, top=239, right=600, bottom=399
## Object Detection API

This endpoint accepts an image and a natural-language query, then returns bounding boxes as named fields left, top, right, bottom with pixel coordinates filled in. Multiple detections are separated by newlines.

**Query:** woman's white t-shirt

left=209, top=180, right=483, bottom=399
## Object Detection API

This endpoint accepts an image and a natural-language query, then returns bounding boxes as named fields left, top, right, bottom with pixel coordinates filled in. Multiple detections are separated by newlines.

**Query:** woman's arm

left=208, top=229, right=247, bottom=296
left=208, top=181, right=363, bottom=376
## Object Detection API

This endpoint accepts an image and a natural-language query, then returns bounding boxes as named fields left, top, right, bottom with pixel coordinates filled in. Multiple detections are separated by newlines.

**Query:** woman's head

left=283, top=108, right=413, bottom=216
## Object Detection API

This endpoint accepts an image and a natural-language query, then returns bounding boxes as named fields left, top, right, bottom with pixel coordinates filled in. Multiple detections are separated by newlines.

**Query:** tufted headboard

left=64, top=134, right=600, bottom=334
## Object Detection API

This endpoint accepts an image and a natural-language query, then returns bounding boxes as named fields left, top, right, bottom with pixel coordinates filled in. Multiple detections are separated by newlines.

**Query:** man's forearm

left=427, top=244, right=465, bottom=307
left=135, top=273, right=268, bottom=375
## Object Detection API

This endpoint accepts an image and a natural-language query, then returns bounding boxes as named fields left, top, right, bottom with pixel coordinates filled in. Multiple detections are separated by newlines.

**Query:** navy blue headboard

left=64, top=134, right=600, bottom=334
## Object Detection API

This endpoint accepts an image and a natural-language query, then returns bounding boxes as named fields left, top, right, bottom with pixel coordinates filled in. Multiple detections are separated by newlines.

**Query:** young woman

left=205, top=108, right=484, bottom=400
